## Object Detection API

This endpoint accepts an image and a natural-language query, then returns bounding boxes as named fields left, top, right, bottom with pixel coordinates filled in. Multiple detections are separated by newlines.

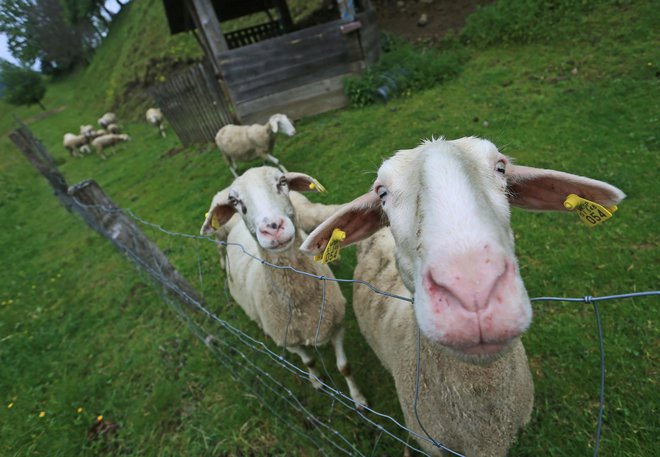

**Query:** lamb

left=91, top=133, right=130, bottom=160
left=63, top=133, right=89, bottom=158
left=301, top=136, right=625, bottom=456
left=145, top=108, right=166, bottom=137
left=200, top=166, right=367, bottom=408
left=97, top=112, right=117, bottom=128
left=215, top=113, right=296, bottom=178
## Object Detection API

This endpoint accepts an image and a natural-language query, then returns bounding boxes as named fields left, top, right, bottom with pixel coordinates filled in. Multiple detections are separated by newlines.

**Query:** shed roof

left=163, top=0, right=277, bottom=35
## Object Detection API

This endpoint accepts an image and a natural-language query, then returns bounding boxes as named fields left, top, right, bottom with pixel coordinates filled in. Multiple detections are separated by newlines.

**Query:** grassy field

left=1, top=0, right=658, bottom=456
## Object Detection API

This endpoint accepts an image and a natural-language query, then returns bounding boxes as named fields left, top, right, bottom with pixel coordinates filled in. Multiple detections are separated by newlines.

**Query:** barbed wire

left=70, top=196, right=659, bottom=457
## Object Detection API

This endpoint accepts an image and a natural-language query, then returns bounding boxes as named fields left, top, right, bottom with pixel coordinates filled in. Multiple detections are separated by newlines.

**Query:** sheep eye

left=375, top=185, right=388, bottom=200
left=277, top=176, right=288, bottom=192
left=495, top=160, right=506, bottom=174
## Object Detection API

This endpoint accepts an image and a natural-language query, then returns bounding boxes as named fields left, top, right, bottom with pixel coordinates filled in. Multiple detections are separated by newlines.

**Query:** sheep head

left=201, top=167, right=324, bottom=252
left=302, top=137, right=625, bottom=361
left=268, top=114, right=296, bottom=137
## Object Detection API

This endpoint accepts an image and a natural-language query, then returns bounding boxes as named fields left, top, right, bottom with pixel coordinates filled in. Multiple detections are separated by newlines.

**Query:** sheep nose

left=424, top=250, right=516, bottom=314
left=259, top=217, right=285, bottom=237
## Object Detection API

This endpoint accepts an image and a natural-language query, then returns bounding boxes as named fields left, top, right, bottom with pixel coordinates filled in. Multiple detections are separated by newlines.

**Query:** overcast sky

left=0, top=0, right=122, bottom=68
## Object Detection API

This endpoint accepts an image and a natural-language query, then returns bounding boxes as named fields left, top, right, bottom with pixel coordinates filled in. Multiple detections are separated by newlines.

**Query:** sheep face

left=302, top=137, right=625, bottom=361
left=201, top=167, right=324, bottom=252
left=269, top=114, right=296, bottom=137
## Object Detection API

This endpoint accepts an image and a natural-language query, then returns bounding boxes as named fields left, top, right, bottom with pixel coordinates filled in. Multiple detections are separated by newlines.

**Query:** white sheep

left=106, top=123, right=121, bottom=134
left=91, top=133, right=130, bottom=160
left=145, top=108, right=166, bottom=138
left=79, top=124, right=95, bottom=140
left=63, top=133, right=89, bottom=158
left=302, top=137, right=625, bottom=456
left=215, top=113, right=296, bottom=178
left=97, top=112, right=117, bottom=129
left=201, top=166, right=367, bottom=408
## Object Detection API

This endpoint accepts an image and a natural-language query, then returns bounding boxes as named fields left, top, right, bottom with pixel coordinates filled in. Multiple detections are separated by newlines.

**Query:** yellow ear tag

left=563, top=194, right=618, bottom=227
left=314, top=228, right=346, bottom=264
left=309, top=180, right=327, bottom=194
left=205, top=212, right=220, bottom=230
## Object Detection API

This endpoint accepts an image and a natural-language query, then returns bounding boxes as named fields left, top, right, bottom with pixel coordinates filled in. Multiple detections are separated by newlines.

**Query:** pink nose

left=259, top=217, right=285, bottom=238
left=423, top=244, right=518, bottom=315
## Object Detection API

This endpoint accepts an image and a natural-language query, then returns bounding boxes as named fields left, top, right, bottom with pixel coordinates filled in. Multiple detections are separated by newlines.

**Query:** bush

left=344, top=35, right=468, bottom=107
left=0, top=60, right=47, bottom=110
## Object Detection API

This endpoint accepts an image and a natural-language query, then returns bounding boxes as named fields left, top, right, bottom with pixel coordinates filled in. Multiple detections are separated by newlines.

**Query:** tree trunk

left=36, top=99, right=46, bottom=111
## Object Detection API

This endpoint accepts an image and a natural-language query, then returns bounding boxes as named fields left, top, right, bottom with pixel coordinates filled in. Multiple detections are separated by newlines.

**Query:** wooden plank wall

left=150, top=63, right=236, bottom=146
left=216, top=10, right=380, bottom=124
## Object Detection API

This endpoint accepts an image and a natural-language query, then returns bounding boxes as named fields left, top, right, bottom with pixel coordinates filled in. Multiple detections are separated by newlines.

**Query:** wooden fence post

left=10, top=122, right=202, bottom=311
left=68, top=180, right=202, bottom=310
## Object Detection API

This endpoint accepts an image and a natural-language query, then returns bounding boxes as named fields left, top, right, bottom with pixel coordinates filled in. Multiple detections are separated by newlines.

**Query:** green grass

left=1, top=0, right=658, bottom=455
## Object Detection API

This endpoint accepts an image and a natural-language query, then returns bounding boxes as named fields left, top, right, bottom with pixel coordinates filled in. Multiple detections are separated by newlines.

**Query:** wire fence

left=69, top=194, right=659, bottom=457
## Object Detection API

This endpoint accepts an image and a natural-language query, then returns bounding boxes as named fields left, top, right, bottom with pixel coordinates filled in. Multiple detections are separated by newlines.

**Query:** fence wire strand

left=70, top=196, right=659, bottom=457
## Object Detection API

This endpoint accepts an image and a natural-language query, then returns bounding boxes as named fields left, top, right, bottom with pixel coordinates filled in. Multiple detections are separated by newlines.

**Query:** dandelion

left=39, top=411, right=46, bottom=418
left=7, top=403, right=13, bottom=409
left=77, top=407, right=84, bottom=414
left=97, top=415, right=103, bottom=422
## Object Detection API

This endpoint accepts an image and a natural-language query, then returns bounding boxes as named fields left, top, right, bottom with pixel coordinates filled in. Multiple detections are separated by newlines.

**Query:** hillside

left=1, top=1, right=658, bottom=456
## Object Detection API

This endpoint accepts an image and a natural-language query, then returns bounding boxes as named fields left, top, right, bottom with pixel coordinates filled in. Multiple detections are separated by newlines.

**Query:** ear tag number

left=205, top=212, right=220, bottom=230
left=309, top=180, right=327, bottom=194
left=314, top=228, right=346, bottom=263
left=563, top=194, right=618, bottom=227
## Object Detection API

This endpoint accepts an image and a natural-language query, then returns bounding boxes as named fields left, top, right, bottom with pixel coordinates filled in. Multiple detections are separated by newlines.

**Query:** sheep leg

left=286, top=346, right=323, bottom=389
left=265, top=153, right=288, bottom=173
left=331, top=326, right=368, bottom=409
left=222, top=152, right=239, bottom=178
left=159, top=124, right=166, bottom=138
left=95, top=147, right=107, bottom=160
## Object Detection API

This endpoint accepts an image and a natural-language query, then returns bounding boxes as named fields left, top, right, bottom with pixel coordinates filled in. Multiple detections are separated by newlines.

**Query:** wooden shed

left=161, top=0, right=380, bottom=125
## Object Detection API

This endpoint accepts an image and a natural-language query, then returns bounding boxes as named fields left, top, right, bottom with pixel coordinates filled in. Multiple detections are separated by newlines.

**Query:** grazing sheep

left=63, top=133, right=89, bottom=158
left=145, top=108, right=166, bottom=138
left=302, top=137, right=625, bottom=456
left=79, top=124, right=95, bottom=140
left=107, top=123, right=121, bottom=134
left=91, top=133, right=130, bottom=160
left=200, top=166, right=367, bottom=408
left=215, top=113, right=296, bottom=178
left=97, top=112, right=117, bottom=128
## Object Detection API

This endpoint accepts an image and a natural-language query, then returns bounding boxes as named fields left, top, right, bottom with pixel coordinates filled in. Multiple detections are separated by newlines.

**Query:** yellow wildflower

left=39, top=411, right=46, bottom=418
left=7, top=403, right=13, bottom=409
left=97, top=415, right=103, bottom=422
left=77, top=407, right=84, bottom=414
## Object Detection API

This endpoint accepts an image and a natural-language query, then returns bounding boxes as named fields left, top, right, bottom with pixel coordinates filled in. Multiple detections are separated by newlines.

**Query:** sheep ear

left=269, top=117, right=279, bottom=133
left=200, top=189, right=237, bottom=235
left=284, top=172, right=326, bottom=193
left=506, top=164, right=626, bottom=211
left=300, top=192, right=386, bottom=256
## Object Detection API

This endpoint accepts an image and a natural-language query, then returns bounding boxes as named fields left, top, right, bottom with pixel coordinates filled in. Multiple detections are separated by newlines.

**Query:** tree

left=0, top=0, right=120, bottom=70
left=0, top=60, right=47, bottom=110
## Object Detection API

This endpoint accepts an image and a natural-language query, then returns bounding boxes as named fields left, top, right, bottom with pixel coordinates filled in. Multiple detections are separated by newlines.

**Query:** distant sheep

left=79, top=124, right=95, bottom=140
left=215, top=113, right=296, bottom=178
left=201, top=166, right=367, bottom=408
left=97, top=112, right=117, bottom=129
left=63, top=133, right=89, bottom=158
left=145, top=108, right=166, bottom=138
left=302, top=136, right=625, bottom=456
left=91, top=133, right=130, bottom=160
left=107, top=123, right=121, bottom=134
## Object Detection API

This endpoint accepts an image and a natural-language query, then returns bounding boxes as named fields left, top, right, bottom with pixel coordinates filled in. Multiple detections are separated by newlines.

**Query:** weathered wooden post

left=68, top=180, right=202, bottom=310
left=10, top=122, right=202, bottom=311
